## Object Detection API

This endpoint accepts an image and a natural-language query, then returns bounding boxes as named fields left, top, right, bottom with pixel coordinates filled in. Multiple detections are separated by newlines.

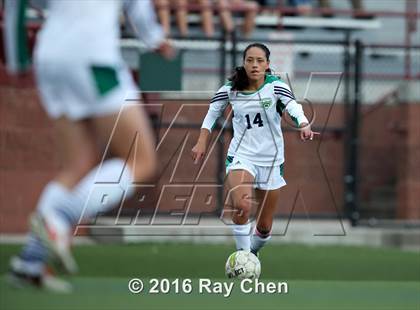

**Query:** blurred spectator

left=217, top=0, right=259, bottom=37
left=287, top=0, right=313, bottom=16
left=200, top=0, right=216, bottom=37
left=155, top=0, right=185, bottom=36
left=318, top=0, right=374, bottom=19
left=154, top=0, right=215, bottom=37
left=154, top=0, right=259, bottom=38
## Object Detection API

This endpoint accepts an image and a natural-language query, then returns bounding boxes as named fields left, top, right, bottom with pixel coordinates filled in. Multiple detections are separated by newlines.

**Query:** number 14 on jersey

left=245, top=113, right=264, bottom=129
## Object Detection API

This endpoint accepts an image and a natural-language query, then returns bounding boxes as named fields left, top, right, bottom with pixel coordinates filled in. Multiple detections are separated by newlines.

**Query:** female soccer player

left=5, top=0, right=173, bottom=292
left=191, top=43, right=317, bottom=255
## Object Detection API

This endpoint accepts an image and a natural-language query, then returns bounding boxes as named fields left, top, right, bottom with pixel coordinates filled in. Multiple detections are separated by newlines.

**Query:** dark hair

left=228, top=43, right=272, bottom=91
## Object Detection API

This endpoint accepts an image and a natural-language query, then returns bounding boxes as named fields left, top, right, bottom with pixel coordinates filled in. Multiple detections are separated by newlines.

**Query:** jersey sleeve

left=201, top=85, right=230, bottom=132
left=123, top=0, right=165, bottom=50
left=274, top=81, right=308, bottom=126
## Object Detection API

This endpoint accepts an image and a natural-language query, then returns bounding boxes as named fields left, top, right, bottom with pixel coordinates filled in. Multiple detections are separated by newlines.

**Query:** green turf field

left=1, top=243, right=419, bottom=310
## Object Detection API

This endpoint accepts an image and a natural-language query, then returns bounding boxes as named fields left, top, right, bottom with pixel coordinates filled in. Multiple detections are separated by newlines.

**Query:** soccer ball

left=225, top=250, right=261, bottom=279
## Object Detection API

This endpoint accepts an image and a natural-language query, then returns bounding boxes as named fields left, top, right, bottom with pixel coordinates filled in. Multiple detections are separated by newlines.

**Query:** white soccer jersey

left=35, top=0, right=164, bottom=64
left=3, top=0, right=165, bottom=120
left=4, top=0, right=164, bottom=72
left=202, top=75, right=309, bottom=167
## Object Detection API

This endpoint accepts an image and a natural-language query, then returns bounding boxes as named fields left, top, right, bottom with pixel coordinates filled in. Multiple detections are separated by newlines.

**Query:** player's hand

left=191, top=141, right=207, bottom=165
left=299, top=123, right=320, bottom=141
left=156, top=40, right=176, bottom=60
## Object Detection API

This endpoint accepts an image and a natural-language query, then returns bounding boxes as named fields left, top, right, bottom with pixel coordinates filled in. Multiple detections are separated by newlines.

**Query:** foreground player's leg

left=92, top=104, right=157, bottom=185
left=11, top=118, right=99, bottom=276
left=225, top=170, right=255, bottom=251
left=251, top=189, right=281, bottom=255
left=46, top=105, right=156, bottom=269
left=33, top=158, right=134, bottom=273
left=34, top=105, right=156, bottom=269
left=12, top=106, right=156, bottom=286
left=19, top=234, right=48, bottom=268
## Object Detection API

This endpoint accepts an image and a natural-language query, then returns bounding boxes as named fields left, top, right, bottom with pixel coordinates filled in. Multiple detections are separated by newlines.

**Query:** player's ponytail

left=229, top=66, right=249, bottom=91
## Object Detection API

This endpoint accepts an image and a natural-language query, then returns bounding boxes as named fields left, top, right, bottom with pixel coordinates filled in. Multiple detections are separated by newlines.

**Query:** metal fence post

left=219, top=29, right=227, bottom=86
left=346, top=39, right=363, bottom=226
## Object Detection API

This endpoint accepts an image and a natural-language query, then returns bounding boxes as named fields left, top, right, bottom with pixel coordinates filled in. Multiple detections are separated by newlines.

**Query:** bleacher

left=117, top=2, right=383, bottom=101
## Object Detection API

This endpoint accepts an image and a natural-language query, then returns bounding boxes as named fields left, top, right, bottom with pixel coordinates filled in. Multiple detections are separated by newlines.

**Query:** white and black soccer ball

left=225, top=250, right=261, bottom=279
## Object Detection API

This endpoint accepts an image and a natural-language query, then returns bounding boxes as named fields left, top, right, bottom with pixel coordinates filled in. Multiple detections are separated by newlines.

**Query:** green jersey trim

left=238, top=74, right=283, bottom=95
left=225, top=155, right=234, bottom=168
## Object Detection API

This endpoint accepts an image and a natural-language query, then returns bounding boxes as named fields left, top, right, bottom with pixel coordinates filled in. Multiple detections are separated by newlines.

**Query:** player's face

left=243, top=47, right=270, bottom=83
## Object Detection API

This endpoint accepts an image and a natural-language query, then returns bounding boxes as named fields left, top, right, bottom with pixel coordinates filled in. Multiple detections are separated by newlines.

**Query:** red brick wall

left=1, top=72, right=60, bottom=232
left=1, top=71, right=419, bottom=233
left=396, top=104, right=420, bottom=219
left=359, top=105, right=398, bottom=199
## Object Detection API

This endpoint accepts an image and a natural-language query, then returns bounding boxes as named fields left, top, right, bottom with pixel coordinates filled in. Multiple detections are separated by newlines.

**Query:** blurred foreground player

left=4, top=0, right=173, bottom=292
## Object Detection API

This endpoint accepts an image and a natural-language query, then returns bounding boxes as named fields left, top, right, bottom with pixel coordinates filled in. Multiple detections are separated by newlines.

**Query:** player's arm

left=3, top=0, right=30, bottom=74
left=123, top=0, right=174, bottom=58
left=274, top=81, right=318, bottom=141
left=191, top=85, right=230, bottom=163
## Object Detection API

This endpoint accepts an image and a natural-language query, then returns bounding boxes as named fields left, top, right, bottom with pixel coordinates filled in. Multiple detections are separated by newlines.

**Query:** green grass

left=1, top=243, right=419, bottom=310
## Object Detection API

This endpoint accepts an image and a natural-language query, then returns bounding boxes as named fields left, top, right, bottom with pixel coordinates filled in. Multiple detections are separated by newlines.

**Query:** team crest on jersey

left=260, top=98, right=273, bottom=109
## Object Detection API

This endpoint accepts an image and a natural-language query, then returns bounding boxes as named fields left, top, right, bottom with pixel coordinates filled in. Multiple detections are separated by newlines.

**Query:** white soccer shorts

left=34, top=61, right=138, bottom=121
left=225, top=155, right=286, bottom=191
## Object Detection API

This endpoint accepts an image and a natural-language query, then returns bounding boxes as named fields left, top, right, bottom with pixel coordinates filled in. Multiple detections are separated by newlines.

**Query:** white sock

left=232, top=223, right=252, bottom=251
left=250, top=228, right=271, bottom=254
left=74, top=158, right=134, bottom=223
left=37, top=158, right=134, bottom=228
left=18, top=183, right=76, bottom=267
left=20, top=159, right=133, bottom=267
left=37, top=182, right=75, bottom=234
